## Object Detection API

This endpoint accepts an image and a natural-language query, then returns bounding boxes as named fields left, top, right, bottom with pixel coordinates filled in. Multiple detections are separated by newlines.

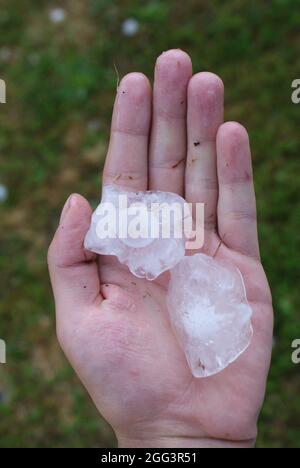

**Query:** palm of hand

left=49, top=50, right=273, bottom=447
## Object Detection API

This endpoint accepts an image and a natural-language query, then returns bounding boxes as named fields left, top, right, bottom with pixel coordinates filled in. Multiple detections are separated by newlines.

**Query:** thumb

left=48, top=194, right=102, bottom=321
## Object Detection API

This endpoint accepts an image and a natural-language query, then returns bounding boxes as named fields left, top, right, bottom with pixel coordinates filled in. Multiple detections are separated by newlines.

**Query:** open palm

left=48, top=50, right=273, bottom=448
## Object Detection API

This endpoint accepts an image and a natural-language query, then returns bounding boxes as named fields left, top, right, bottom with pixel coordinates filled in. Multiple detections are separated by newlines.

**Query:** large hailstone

left=167, top=254, right=253, bottom=378
left=84, top=185, right=189, bottom=280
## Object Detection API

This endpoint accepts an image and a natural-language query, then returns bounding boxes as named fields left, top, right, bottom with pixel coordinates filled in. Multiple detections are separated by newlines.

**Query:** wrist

left=117, top=435, right=256, bottom=448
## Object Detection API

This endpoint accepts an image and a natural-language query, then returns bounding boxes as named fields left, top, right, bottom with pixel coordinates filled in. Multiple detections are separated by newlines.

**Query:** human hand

left=48, top=50, right=273, bottom=448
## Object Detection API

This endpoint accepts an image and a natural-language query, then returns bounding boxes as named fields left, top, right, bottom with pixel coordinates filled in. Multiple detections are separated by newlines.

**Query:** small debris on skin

left=172, top=158, right=185, bottom=169
left=143, top=291, right=151, bottom=299
left=194, top=141, right=200, bottom=147
left=198, top=360, right=205, bottom=371
left=213, top=234, right=227, bottom=258
left=113, top=174, right=121, bottom=183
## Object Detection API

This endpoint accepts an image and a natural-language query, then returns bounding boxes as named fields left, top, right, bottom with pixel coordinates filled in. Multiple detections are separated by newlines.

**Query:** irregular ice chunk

left=167, top=254, right=253, bottom=378
left=84, top=185, right=189, bottom=280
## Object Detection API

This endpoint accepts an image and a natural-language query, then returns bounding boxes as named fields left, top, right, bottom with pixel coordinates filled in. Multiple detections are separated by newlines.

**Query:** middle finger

left=149, top=49, right=192, bottom=195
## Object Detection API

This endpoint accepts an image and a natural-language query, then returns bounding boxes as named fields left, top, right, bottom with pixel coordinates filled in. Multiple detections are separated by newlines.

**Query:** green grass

left=0, top=0, right=299, bottom=448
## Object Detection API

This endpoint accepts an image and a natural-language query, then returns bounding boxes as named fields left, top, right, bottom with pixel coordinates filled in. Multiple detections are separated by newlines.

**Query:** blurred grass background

left=0, top=0, right=299, bottom=448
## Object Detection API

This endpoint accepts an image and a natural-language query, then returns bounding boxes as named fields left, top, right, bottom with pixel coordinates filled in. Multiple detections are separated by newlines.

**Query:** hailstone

left=167, top=253, right=253, bottom=378
left=84, top=185, right=190, bottom=280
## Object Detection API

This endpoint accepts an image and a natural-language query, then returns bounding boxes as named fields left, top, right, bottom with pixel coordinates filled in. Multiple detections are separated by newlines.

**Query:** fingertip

left=217, top=122, right=249, bottom=147
left=155, top=49, right=192, bottom=77
left=118, top=72, right=151, bottom=101
left=187, top=72, right=224, bottom=140
left=217, top=122, right=253, bottom=184
left=49, top=194, right=94, bottom=269
left=70, top=193, right=92, bottom=210
left=60, top=194, right=72, bottom=223
left=188, top=71, right=224, bottom=95
left=59, top=193, right=92, bottom=227
left=153, top=49, right=192, bottom=119
left=188, top=72, right=224, bottom=117
left=216, top=120, right=258, bottom=259
left=155, top=49, right=192, bottom=100
left=112, top=72, right=151, bottom=138
left=59, top=193, right=89, bottom=222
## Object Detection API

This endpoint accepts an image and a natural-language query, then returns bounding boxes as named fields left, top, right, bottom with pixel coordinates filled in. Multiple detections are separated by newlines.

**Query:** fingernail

left=60, top=194, right=76, bottom=223
left=69, top=194, right=77, bottom=207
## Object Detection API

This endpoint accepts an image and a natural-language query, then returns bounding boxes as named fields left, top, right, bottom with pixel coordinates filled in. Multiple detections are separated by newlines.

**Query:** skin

left=48, top=50, right=273, bottom=448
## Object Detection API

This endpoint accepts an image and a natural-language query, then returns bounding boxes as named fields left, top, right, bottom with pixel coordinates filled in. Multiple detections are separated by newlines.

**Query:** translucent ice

left=84, top=185, right=189, bottom=280
left=167, top=254, right=253, bottom=378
